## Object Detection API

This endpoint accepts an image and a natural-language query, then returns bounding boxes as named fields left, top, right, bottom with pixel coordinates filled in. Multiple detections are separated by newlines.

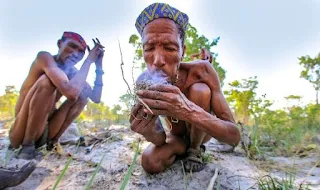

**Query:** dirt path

left=0, top=125, right=319, bottom=190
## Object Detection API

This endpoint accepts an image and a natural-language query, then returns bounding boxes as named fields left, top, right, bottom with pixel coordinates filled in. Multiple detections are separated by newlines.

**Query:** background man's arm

left=36, top=51, right=93, bottom=101
left=82, top=74, right=103, bottom=103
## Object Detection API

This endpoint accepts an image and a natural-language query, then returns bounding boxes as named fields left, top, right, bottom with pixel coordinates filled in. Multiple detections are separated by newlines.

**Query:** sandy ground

left=0, top=124, right=319, bottom=190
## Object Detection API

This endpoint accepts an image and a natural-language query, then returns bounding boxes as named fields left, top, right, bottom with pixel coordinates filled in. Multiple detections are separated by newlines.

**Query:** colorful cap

left=135, top=3, right=189, bottom=36
left=62, top=31, right=87, bottom=49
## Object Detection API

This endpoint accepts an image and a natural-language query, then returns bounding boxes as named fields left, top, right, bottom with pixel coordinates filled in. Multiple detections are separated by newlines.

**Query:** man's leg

left=185, top=83, right=212, bottom=172
left=47, top=91, right=88, bottom=146
left=141, top=133, right=186, bottom=174
left=9, top=75, right=56, bottom=158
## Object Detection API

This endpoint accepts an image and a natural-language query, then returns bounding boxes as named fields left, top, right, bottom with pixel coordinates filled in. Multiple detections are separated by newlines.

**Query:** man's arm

left=36, top=51, right=93, bottom=101
left=184, top=62, right=239, bottom=145
left=137, top=62, right=240, bottom=146
left=82, top=72, right=103, bottom=103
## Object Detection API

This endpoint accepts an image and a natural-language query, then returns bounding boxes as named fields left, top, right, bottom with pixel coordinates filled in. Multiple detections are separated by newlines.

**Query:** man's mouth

left=66, top=57, right=76, bottom=63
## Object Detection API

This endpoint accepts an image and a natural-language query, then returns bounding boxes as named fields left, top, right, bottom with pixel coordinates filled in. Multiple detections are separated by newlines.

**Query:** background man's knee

left=36, top=74, right=56, bottom=93
left=77, top=92, right=88, bottom=106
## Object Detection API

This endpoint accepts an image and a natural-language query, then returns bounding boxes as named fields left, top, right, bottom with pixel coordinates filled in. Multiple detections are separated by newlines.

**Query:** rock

left=59, top=123, right=81, bottom=145
left=311, top=135, right=320, bottom=145
left=0, top=160, right=37, bottom=189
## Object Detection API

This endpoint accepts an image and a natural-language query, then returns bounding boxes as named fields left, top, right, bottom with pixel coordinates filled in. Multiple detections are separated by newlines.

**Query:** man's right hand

left=86, top=39, right=104, bottom=64
left=130, top=103, right=166, bottom=146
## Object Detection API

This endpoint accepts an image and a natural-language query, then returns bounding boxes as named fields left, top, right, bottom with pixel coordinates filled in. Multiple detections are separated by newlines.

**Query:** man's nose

left=71, top=51, right=80, bottom=58
left=153, top=52, right=166, bottom=68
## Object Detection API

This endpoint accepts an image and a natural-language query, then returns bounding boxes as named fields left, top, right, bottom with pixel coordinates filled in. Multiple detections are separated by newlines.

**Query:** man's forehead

left=62, top=31, right=87, bottom=49
left=63, top=38, right=86, bottom=51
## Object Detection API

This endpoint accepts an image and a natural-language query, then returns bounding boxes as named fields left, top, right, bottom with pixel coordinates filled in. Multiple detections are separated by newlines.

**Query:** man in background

left=9, top=32, right=105, bottom=160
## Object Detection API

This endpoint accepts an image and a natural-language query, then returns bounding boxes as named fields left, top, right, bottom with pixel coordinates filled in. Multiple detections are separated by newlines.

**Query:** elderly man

left=9, top=32, right=105, bottom=160
left=130, top=3, right=240, bottom=174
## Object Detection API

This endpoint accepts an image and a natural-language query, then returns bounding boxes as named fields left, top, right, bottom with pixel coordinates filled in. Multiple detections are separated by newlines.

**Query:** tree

left=0, top=85, right=19, bottom=119
left=128, top=23, right=226, bottom=86
left=298, top=53, right=320, bottom=104
left=119, top=93, right=134, bottom=112
left=129, top=34, right=145, bottom=70
left=224, top=76, right=259, bottom=125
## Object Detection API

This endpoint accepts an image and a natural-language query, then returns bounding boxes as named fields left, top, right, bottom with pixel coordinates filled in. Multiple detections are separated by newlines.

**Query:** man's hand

left=136, top=84, right=196, bottom=122
left=86, top=38, right=104, bottom=64
left=130, top=103, right=166, bottom=146
left=91, top=38, right=105, bottom=69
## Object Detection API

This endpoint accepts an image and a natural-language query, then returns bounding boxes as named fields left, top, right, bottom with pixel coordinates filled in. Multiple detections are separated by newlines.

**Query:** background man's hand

left=92, top=38, right=104, bottom=69
left=86, top=38, right=104, bottom=64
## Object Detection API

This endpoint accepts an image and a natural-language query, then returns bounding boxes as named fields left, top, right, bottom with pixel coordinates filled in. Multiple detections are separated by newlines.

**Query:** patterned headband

left=135, top=3, right=189, bottom=36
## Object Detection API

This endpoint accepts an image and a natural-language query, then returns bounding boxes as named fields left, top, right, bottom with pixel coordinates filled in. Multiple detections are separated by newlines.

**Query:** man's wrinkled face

left=142, top=18, right=185, bottom=83
left=57, top=38, right=85, bottom=66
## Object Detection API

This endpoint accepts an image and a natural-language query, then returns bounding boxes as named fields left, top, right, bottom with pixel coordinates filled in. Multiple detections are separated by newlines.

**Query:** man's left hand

left=136, top=84, right=196, bottom=121
left=92, top=38, right=104, bottom=68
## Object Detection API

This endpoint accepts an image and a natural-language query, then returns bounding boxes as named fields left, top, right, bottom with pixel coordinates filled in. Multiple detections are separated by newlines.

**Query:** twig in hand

left=207, top=168, right=219, bottom=190
left=136, top=96, right=154, bottom=115
left=118, top=39, right=133, bottom=95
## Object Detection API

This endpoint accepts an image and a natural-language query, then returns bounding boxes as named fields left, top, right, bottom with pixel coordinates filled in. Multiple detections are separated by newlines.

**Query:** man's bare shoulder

left=34, top=51, right=56, bottom=67
left=180, top=61, right=221, bottom=90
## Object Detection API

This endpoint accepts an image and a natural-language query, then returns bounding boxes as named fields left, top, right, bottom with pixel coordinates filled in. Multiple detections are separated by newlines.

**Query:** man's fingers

left=87, top=45, right=91, bottom=52
left=92, top=39, right=97, bottom=45
left=140, top=98, right=171, bottom=111
left=136, top=90, right=173, bottom=102
left=130, top=111, right=155, bottom=131
left=129, top=104, right=142, bottom=122
left=96, top=38, right=101, bottom=44
left=148, top=109, right=167, bottom=116
left=148, top=84, right=180, bottom=93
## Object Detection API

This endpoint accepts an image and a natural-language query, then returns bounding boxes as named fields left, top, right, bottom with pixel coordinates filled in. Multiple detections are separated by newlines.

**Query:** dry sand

left=0, top=124, right=319, bottom=190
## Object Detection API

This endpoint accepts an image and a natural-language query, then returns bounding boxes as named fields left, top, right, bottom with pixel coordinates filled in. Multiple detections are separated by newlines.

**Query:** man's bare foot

left=184, top=146, right=206, bottom=172
left=17, top=145, right=41, bottom=160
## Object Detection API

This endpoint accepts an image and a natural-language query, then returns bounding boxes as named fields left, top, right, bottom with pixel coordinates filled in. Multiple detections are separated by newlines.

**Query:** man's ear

left=57, top=39, right=62, bottom=48
left=181, top=44, right=186, bottom=61
left=209, top=54, right=213, bottom=63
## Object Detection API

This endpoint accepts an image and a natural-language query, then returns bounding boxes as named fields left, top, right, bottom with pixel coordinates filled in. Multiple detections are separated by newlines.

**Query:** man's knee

left=141, top=149, right=165, bottom=174
left=36, top=74, right=56, bottom=93
left=189, top=83, right=211, bottom=97
left=77, top=92, right=88, bottom=106
left=188, top=83, right=211, bottom=110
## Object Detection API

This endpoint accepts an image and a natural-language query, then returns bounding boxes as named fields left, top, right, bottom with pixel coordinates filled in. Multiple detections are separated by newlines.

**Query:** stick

left=136, top=96, right=154, bottom=115
left=207, top=168, right=219, bottom=190
left=118, top=39, right=133, bottom=95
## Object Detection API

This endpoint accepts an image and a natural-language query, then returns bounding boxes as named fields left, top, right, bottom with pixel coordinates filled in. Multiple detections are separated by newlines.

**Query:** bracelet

left=94, top=81, right=104, bottom=87
left=95, top=69, right=105, bottom=75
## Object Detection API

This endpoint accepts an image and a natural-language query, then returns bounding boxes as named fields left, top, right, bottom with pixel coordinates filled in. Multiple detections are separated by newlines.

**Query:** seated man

left=130, top=3, right=240, bottom=174
left=9, top=31, right=105, bottom=159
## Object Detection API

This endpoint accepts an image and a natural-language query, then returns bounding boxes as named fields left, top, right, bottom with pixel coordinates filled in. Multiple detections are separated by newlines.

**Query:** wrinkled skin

left=130, top=18, right=240, bottom=174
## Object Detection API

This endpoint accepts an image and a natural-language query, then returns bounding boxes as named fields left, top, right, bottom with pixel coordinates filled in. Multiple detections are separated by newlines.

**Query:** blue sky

left=0, top=0, right=319, bottom=109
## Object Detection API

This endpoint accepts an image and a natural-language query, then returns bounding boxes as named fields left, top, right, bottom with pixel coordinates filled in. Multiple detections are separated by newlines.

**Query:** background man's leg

left=47, top=92, right=88, bottom=146
left=9, top=75, right=56, bottom=158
